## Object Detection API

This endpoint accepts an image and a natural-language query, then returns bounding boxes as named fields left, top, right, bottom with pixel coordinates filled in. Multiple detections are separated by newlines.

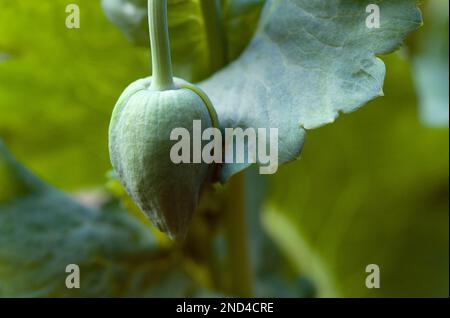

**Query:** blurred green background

left=0, top=0, right=448, bottom=297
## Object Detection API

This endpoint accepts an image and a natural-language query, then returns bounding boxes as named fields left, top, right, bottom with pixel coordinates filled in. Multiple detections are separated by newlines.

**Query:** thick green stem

left=206, top=233, right=222, bottom=290
left=225, top=173, right=253, bottom=297
left=200, top=0, right=227, bottom=73
left=198, top=2, right=252, bottom=296
left=148, top=0, right=175, bottom=90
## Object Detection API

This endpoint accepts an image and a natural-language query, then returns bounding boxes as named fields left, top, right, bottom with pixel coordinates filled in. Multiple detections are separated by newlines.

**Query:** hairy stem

left=225, top=173, right=253, bottom=297
left=148, top=0, right=175, bottom=90
left=200, top=0, right=227, bottom=74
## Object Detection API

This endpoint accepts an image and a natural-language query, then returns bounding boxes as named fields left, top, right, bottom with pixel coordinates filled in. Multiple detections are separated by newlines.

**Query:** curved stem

left=148, top=0, right=175, bottom=90
left=200, top=0, right=227, bottom=73
left=225, top=173, right=253, bottom=297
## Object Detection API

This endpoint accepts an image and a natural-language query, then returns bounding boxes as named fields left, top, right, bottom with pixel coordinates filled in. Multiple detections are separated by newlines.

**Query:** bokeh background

left=0, top=0, right=448, bottom=297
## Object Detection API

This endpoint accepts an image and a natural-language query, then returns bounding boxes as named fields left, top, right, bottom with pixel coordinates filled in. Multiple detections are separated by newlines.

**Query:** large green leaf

left=202, top=0, right=422, bottom=181
left=262, top=55, right=449, bottom=297
left=0, top=141, right=201, bottom=297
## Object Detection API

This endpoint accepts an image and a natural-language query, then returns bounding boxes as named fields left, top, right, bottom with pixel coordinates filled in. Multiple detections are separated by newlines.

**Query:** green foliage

left=0, top=141, right=205, bottom=297
left=101, top=0, right=149, bottom=46
left=101, top=0, right=265, bottom=81
left=221, top=0, right=265, bottom=61
left=0, top=0, right=148, bottom=189
left=0, top=0, right=262, bottom=189
left=202, top=0, right=422, bottom=181
left=263, top=55, right=449, bottom=297
left=1, top=0, right=446, bottom=299
left=0, top=0, right=422, bottom=187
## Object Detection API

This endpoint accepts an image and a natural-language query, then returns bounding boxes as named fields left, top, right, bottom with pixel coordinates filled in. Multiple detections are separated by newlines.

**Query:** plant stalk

left=225, top=173, right=253, bottom=297
left=148, top=0, right=175, bottom=90
left=200, top=0, right=227, bottom=74
left=199, top=0, right=252, bottom=297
